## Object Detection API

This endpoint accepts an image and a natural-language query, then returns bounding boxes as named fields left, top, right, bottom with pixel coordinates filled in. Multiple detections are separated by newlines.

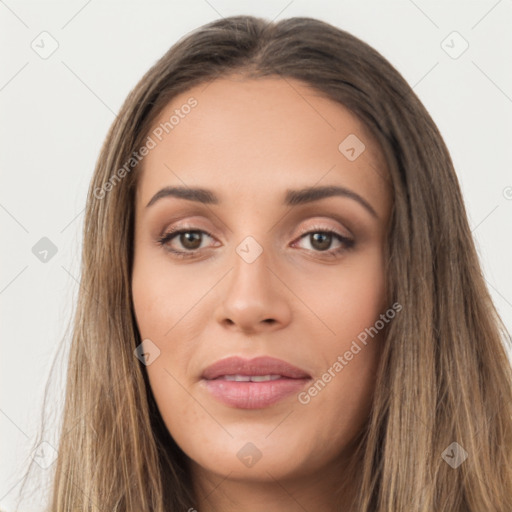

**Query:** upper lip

left=202, top=356, right=311, bottom=380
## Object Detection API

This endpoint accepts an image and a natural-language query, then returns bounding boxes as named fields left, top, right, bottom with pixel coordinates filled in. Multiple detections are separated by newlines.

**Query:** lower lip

left=202, top=378, right=311, bottom=409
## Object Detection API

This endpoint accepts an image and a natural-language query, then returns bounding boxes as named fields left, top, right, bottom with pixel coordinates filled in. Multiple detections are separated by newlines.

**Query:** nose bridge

left=229, top=233, right=272, bottom=300
left=214, top=229, right=291, bottom=331
left=225, top=201, right=289, bottom=292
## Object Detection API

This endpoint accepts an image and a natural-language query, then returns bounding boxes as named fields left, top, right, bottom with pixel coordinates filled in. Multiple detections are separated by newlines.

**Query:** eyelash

left=157, top=225, right=355, bottom=260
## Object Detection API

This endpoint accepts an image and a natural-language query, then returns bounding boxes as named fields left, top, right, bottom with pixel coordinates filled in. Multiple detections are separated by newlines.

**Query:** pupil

left=311, top=233, right=331, bottom=251
left=181, top=232, right=201, bottom=249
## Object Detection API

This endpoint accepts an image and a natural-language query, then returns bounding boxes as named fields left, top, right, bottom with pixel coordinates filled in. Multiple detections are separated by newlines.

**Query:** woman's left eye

left=293, top=229, right=355, bottom=255
left=157, top=227, right=355, bottom=259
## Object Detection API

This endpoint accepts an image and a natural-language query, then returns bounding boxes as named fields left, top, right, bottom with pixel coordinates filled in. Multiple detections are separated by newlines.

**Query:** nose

left=214, top=245, right=292, bottom=334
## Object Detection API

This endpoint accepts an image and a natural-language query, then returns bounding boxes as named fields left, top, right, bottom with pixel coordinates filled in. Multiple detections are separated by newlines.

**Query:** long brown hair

left=18, top=15, right=512, bottom=511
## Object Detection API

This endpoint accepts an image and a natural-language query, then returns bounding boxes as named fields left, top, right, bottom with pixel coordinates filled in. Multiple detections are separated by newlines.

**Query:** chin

left=185, top=431, right=325, bottom=483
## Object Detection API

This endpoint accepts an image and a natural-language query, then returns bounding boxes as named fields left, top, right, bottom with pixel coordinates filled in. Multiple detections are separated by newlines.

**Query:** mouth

left=216, top=374, right=284, bottom=382
left=200, top=356, right=312, bottom=409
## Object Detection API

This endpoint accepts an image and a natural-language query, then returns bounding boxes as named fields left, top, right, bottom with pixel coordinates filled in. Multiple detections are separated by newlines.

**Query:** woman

left=21, top=15, right=512, bottom=511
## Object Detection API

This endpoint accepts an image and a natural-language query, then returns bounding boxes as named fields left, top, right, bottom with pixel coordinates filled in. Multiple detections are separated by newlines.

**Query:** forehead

left=136, top=75, right=390, bottom=216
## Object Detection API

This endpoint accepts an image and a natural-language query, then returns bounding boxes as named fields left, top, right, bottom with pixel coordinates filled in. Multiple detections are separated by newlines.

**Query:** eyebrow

left=146, top=185, right=378, bottom=218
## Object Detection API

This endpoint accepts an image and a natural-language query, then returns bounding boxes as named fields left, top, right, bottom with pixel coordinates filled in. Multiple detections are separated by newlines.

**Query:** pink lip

left=201, top=356, right=312, bottom=409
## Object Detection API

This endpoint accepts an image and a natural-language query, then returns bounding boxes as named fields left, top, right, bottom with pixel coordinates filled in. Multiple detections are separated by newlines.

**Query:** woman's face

left=131, top=75, right=392, bottom=486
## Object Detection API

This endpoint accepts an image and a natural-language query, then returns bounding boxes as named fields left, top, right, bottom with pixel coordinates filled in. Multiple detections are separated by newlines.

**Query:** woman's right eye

left=157, top=229, right=216, bottom=258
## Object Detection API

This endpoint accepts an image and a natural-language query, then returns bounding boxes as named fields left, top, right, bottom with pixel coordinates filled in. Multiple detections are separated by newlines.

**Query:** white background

left=1, top=1, right=511, bottom=510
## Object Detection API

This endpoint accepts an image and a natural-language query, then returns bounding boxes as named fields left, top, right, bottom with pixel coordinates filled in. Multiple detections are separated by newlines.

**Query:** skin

left=131, top=74, right=392, bottom=511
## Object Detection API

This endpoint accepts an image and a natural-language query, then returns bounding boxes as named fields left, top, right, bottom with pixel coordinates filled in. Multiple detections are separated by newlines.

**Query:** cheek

left=290, top=247, right=387, bottom=434
left=131, top=250, right=213, bottom=402
left=131, top=262, right=206, bottom=445
left=131, top=251, right=207, bottom=339
left=296, top=245, right=387, bottom=339
left=131, top=264, right=203, bottom=392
